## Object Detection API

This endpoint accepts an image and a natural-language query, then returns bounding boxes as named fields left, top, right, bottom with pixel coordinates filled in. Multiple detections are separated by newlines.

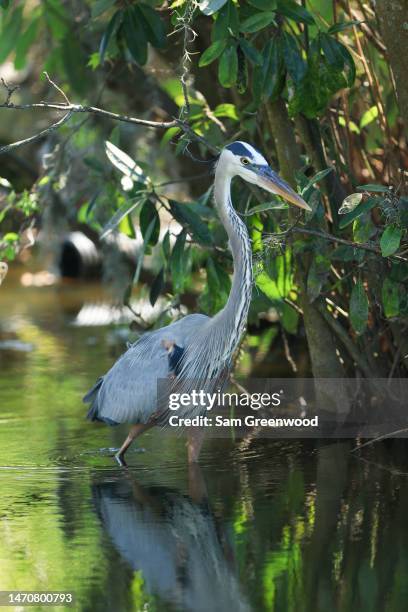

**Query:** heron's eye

left=240, top=157, right=250, bottom=165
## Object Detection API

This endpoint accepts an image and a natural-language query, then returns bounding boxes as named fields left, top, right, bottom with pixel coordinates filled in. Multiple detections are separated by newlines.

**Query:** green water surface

left=0, top=270, right=407, bottom=612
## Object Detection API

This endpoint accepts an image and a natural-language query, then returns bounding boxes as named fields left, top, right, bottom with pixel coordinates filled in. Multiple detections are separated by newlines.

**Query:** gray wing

left=84, top=313, right=209, bottom=425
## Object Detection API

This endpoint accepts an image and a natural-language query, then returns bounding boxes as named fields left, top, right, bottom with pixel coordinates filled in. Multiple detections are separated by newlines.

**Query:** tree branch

left=0, top=110, right=74, bottom=155
left=290, top=227, right=408, bottom=263
left=0, top=101, right=178, bottom=129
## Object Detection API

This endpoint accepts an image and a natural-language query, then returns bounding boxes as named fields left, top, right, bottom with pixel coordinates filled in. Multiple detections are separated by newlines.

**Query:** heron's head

left=219, top=141, right=311, bottom=211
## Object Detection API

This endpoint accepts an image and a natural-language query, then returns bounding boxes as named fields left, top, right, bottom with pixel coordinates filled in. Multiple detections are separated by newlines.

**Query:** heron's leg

left=115, top=423, right=153, bottom=467
left=186, top=427, right=206, bottom=464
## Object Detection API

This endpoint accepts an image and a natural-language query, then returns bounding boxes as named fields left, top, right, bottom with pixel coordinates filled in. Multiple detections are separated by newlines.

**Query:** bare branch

left=0, top=110, right=74, bottom=155
left=43, top=71, right=70, bottom=105
left=0, top=101, right=179, bottom=129
left=1, top=78, right=20, bottom=104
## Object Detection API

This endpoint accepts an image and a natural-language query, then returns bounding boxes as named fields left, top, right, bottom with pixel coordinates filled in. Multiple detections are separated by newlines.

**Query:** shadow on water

left=1, top=271, right=408, bottom=611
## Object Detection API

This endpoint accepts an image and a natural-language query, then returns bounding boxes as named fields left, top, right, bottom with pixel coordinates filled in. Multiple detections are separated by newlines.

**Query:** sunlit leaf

left=105, top=141, right=149, bottom=185
left=338, top=193, right=363, bottom=215
left=199, top=39, right=227, bottom=67
left=199, top=0, right=228, bottom=16
left=360, top=106, right=379, bottom=129
left=213, top=103, right=239, bottom=120
left=240, top=11, right=276, bottom=33
left=339, top=197, right=379, bottom=229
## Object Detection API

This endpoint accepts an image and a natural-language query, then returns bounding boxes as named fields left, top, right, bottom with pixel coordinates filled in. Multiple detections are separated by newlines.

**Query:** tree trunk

left=376, top=0, right=408, bottom=139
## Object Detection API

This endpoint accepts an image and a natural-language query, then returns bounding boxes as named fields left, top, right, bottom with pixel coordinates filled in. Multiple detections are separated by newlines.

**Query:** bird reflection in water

left=92, top=465, right=250, bottom=612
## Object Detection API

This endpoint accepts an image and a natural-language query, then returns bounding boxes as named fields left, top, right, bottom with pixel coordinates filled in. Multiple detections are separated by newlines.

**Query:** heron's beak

left=257, top=167, right=311, bottom=211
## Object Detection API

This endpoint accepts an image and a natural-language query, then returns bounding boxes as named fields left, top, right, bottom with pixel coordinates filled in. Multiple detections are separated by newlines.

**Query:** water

left=1, top=269, right=407, bottom=611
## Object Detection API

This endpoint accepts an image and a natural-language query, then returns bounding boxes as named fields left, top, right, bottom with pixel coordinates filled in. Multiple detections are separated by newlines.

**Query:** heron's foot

left=114, top=452, right=128, bottom=467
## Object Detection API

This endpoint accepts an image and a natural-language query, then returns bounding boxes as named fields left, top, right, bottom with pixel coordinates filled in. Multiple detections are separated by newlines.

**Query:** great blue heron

left=84, top=141, right=310, bottom=465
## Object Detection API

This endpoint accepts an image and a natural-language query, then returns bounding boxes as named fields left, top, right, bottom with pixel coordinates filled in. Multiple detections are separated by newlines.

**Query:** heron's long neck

left=212, top=171, right=253, bottom=356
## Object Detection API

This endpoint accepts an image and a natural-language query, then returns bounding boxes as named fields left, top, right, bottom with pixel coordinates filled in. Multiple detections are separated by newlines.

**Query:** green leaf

left=199, top=0, right=228, bottom=16
left=339, top=197, right=379, bottom=229
left=248, top=0, right=277, bottom=9
left=307, top=255, right=330, bottom=302
left=240, top=11, right=276, bottom=33
left=382, top=278, right=400, bottom=318
left=149, top=268, right=165, bottom=306
left=360, top=105, right=379, bottom=129
left=99, top=10, right=123, bottom=63
left=14, top=17, right=39, bottom=70
left=256, top=271, right=282, bottom=301
left=100, top=197, right=145, bottom=239
left=203, top=256, right=231, bottom=313
left=302, top=167, right=333, bottom=192
left=280, top=302, right=298, bottom=334
left=282, top=32, right=306, bottom=85
left=162, top=230, right=171, bottom=262
left=3, top=232, right=18, bottom=242
left=140, top=200, right=160, bottom=246
left=277, top=0, right=314, bottom=24
left=256, top=36, right=285, bottom=101
left=350, top=280, right=368, bottom=334
left=123, top=8, right=148, bottom=65
left=328, top=20, right=360, bottom=34
left=244, top=200, right=288, bottom=215
left=0, top=6, right=23, bottom=63
left=213, top=103, right=239, bottom=120
left=161, top=126, right=181, bottom=148
left=133, top=215, right=157, bottom=285
left=199, top=39, right=227, bottom=67
left=169, top=201, right=212, bottom=245
left=338, top=193, right=363, bottom=215
left=380, top=225, right=402, bottom=257
left=0, top=0, right=11, bottom=8
left=92, top=0, right=116, bottom=18
left=212, top=1, right=239, bottom=39
left=138, top=3, right=167, bottom=48
left=357, top=184, right=391, bottom=193
left=105, top=141, right=149, bottom=185
left=170, top=230, right=187, bottom=293
left=332, top=245, right=359, bottom=261
left=320, top=34, right=355, bottom=86
left=239, top=38, right=263, bottom=65
left=218, top=46, right=238, bottom=87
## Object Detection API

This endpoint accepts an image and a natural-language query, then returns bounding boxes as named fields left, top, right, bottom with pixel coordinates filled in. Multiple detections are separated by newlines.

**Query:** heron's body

left=84, top=141, right=310, bottom=465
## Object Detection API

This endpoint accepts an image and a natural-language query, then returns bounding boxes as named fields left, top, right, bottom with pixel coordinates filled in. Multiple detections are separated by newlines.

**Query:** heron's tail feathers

left=83, top=377, right=103, bottom=421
